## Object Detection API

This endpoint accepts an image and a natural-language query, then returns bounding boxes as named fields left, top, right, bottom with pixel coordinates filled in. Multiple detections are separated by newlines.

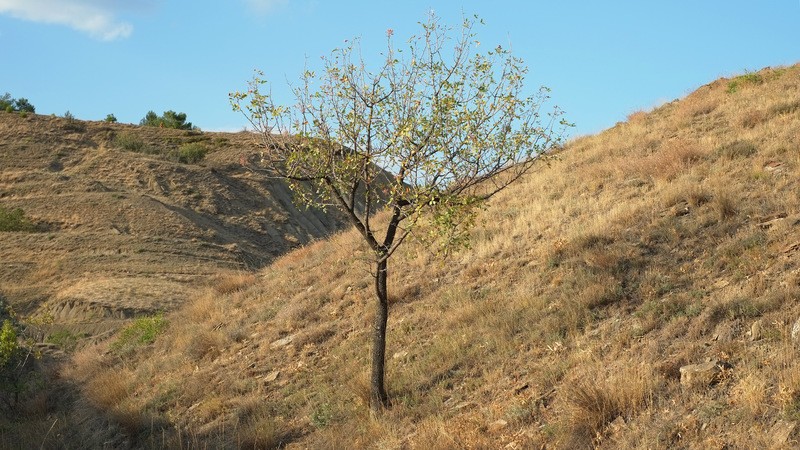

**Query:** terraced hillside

left=0, top=114, right=348, bottom=341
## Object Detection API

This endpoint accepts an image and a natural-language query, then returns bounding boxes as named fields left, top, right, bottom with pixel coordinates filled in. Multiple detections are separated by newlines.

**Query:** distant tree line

left=1, top=93, right=35, bottom=113
left=1, top=95, right=199, bottom=130
left=140, top=110, right=197, bottom=130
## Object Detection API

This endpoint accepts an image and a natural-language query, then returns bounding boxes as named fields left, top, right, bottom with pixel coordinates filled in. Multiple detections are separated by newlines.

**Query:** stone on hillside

left=712, top=322, right=736, bottom=342
left=749, top=319, right=763, bottom=341
left=270, top=335, right=294, bottom=349
left=770, top=420, right=796, bottom=448
left=392, top=350, right=409, bottom=360
left=263, top=370, right=280, bottom=382
left=792, top=318, right=800, bottom=343
left=608, top=416, right=626, bottom=435
left=488, top=419, right=508, bottom=433
left=673, top=203, right=690, bottom=217
left=453, top=401, right=476, bottom=411
left=679, top=361, right=727, bottom=388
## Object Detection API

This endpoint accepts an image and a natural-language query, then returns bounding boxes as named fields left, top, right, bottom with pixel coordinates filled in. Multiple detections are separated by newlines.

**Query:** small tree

left=231, top=13, right=569, bottom=414
left=14, top=98, right=35, bottom=113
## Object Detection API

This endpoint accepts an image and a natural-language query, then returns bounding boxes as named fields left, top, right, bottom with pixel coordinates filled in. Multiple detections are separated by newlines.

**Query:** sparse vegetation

left=84, top=62, right=797, bottom=447
left=114, top=130, right=211, bottom=164
left=46, top=329, right=84, bottom=352
left=110, top=313, right=168, bottom=356
left=727, top=71, right=764, bottom=93
left=3, top=58, right=800, bottom=448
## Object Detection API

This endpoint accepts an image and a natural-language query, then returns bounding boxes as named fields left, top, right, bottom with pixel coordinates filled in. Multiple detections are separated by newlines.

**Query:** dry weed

left=211, top=271, right=257, bottom=295
left=84, top=368, right=133, bottom=409
left=561, top=363, right=658, bottom=445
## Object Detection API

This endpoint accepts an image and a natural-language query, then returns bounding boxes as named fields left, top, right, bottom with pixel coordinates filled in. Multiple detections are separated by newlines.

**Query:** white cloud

left=0, top=0, right=153, bottom=40
left=245, top=0, right=288, bottom=15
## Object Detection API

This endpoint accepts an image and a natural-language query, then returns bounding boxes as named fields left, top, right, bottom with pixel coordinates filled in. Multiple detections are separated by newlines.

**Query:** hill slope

left=5, top=64, right=800, bottom=448
left=0, top=114, right=348, bottom=340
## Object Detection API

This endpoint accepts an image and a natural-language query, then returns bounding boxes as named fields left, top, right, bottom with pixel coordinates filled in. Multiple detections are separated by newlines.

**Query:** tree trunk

left=370, top=258, right=390, bottom=415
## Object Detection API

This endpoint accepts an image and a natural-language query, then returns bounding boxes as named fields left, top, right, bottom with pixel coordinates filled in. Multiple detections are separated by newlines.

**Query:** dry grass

left=16, top=63, right=799, bottom=448
left=84, top=368, right=133, bottom=409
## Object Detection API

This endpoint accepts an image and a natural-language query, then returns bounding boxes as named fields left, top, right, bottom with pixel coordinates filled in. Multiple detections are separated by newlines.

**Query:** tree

left=0, top=93, right=35, bottom=113
left=140, top=110, right=195, bottom=130
left=13, top=98, right=35, bottom=113
left=231, top=13, right=570, bottom=414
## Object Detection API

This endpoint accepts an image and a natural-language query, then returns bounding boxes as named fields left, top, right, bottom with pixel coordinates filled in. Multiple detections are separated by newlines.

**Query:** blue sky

left=1, top=1, right=798, bottom=136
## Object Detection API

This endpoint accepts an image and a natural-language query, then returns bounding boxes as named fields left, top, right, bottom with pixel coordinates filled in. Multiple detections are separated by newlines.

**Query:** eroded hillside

left=0, top=114, right=348, bottom=340
left=4, top=64, right=800, bottom=448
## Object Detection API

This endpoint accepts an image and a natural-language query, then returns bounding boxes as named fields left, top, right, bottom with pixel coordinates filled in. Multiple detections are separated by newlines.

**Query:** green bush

left=104, top=114, right=118, bottom=123
left=0, top=207, right=35, bottom=232
left=175, top=142, right=208, bottom=164
left=111, top=313, right=168, bottom=356
left=114, top=132, right=147, bottom=153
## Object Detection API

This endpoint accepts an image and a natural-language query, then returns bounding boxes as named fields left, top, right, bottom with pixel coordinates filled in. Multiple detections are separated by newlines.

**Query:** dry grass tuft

left=211, top=271, right=257, bottom=295
left=712, top=189, right=738, bottom=220
left=561, top=363, right=658, bottom=444
left=623, top=139, right=705, bottom=181
left=84, top=368, right=133, bottom=409
left=181, top=327, right=227, bottom=361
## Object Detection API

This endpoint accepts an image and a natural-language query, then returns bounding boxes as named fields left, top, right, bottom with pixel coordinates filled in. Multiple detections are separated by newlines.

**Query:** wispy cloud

left=0, top=0, right=153, bottom=40
left=244, top=0, right=288, bottom=15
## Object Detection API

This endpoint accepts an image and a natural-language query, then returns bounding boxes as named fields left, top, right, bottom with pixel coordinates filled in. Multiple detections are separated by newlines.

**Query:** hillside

left=4, top=64, right=800, bottom=448
left=0, top=114, right=349, bottom=342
